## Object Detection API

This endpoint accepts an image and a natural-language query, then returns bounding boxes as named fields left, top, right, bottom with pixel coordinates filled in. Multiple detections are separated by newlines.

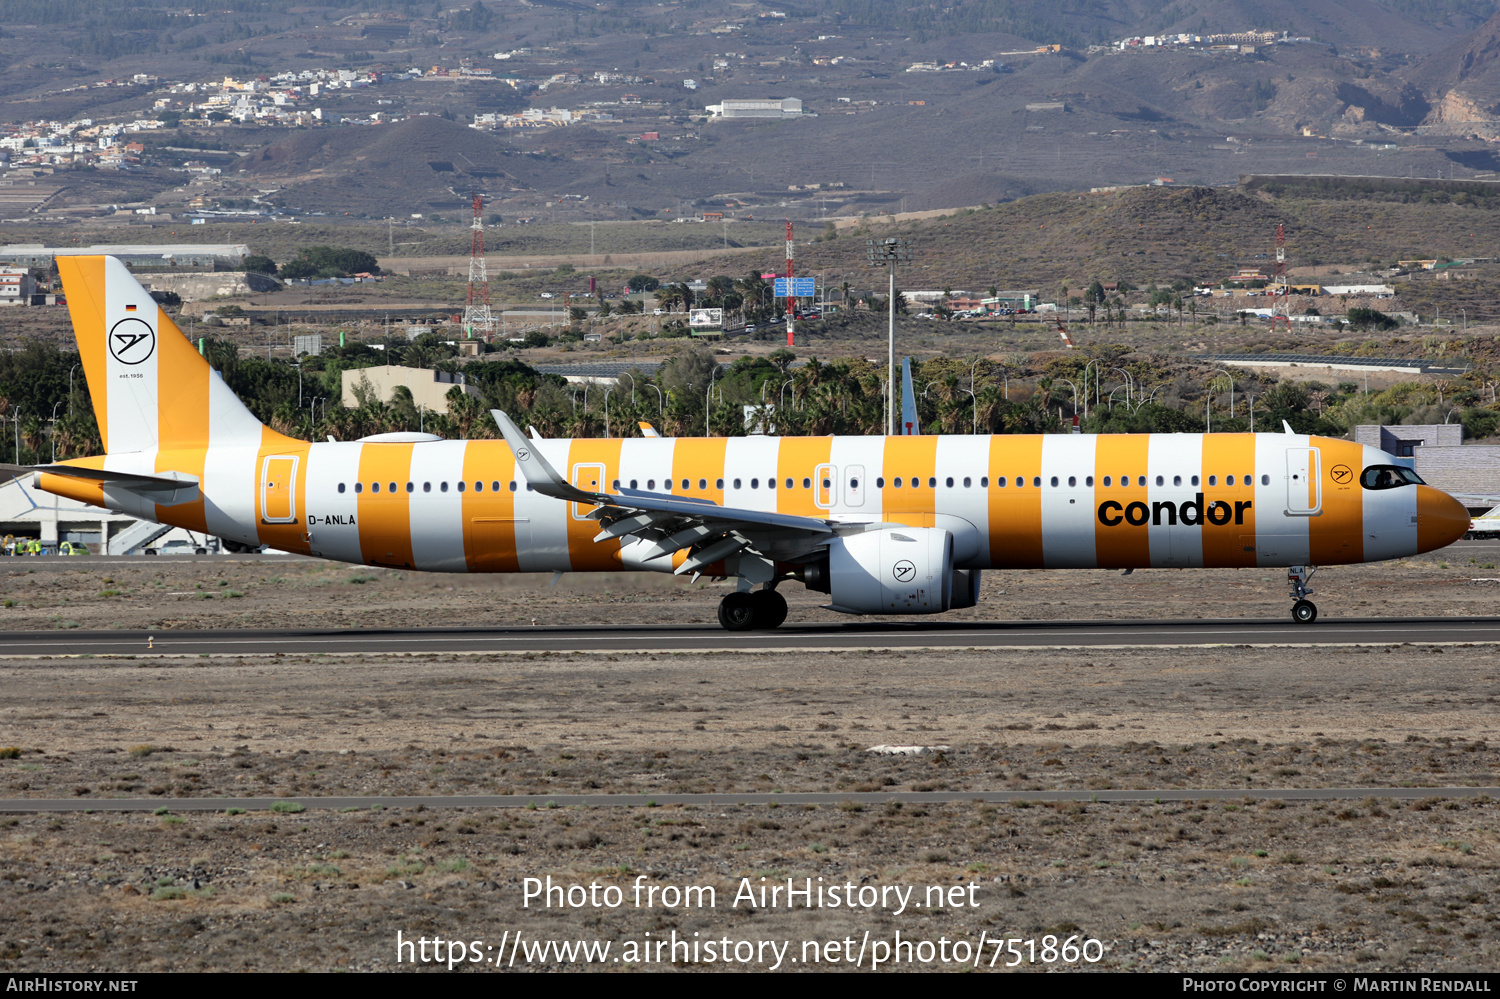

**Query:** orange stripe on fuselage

left=670, top=437, right=727, bottom=506
left=1200, top=434, right=1257, bottom=568
left=1310, top=439, right=1363, bottom=566
left=56, top=258, right=110, bottom=452
left=354, top=442, right=415, bottom=568
left=1093, top=434, right=1151, bottom=569
left=881, top=435, right=938, bottom=527
left=567, top=438, right=626, bottom=571
left=461, top=440, right=520, bottom=572
left=987, top=435, right=1043, bottom=568
left=154, top=448, right=208, bottom=535
left=776, top=436, right=833, bottom=518
left=152, top=301, right=210, bottom=533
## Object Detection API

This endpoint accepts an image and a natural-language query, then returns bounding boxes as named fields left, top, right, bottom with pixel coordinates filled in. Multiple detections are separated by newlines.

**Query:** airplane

left=8, top=256, right=1473, bottom=631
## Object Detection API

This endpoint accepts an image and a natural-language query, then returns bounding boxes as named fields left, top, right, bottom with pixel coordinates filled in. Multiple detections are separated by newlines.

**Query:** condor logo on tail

left=108, top=318, right=155, bottom=365
left=1098, top=494, right=1252, bottom=528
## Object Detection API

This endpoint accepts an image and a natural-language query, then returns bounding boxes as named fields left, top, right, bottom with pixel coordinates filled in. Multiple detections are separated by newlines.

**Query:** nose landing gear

left=717, top=587, right=788, bottom=631
left=1288, top=565, right=1317, bottom=623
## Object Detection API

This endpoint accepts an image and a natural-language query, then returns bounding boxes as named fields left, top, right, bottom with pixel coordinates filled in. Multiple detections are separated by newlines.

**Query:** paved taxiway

left=4, top=616, right=1500, bottom=656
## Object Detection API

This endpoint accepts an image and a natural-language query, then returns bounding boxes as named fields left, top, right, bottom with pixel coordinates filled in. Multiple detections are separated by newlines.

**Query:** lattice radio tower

left=1270, top=223, right=1291, bottom=334
left=463, top=193, right=497, bottom=339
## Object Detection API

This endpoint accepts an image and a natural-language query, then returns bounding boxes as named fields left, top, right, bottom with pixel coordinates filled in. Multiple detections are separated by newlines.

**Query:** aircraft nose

left=1416, top=486, right=1470, bottom=553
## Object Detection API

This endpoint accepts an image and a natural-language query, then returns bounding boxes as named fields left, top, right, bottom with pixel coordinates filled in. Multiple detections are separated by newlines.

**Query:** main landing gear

left=1288, top=565, right=1317, bottom=624
left=717, top=588, right=788, bottom=631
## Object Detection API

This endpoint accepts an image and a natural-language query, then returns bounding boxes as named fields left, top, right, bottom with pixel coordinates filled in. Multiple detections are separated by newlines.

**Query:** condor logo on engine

left=1097, top=493, right=1253, bottom=528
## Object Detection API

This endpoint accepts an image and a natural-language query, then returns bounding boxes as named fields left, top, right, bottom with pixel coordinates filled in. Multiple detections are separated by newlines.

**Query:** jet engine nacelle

left=820, top=527, right=954, bottom=614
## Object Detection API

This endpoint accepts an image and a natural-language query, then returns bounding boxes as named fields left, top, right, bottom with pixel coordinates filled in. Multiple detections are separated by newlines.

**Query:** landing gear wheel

left=750, top=589, right=788, bottom=629
left=717, top=592, right=757, bottom=631
left=1291, top=599, right=1318, bottom=624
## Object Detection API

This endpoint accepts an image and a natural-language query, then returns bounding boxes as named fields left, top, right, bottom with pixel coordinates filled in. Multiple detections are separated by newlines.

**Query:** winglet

left=490, top=409, right=595, bottom=503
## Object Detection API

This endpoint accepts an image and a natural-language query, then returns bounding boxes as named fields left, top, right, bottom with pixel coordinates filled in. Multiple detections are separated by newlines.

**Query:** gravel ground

left=0, top=557, right=1496, bottom=973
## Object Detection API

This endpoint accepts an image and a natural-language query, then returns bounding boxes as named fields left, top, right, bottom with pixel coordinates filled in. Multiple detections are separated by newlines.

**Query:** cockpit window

left=1360, top=465, right=1424, bottom=490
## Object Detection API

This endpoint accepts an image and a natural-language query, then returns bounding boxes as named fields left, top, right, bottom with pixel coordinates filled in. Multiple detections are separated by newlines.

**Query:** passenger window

left=457, top=481, right=465, bottom=493
left=630, top=480, right=639, bottom=489
left=1103, top=476, right=1111, bottom=487
left=875, top=477, right=884, bottom=487
left=768, top=478, right=776, bottom=490
left=338, top=482, right=346, bottom=493
left=1032, top=477, right=1041, bottom=487
left=962, top=477, right=971, bottom=488
left=1172, top=476, right=1181, bottom=487
left=733, top=478, right=742, bottom=489
left=475, top=481, right=483, bottom=492
left=372, top=482, right=380, bottom=494
left=682, top=479, right=690, bottom=491
left=509, top=481, right=518, bottom=492
left=928, top=477, right=937, bottom=488
left=750, top=478, right=759, bottom=489
left=1261, top=474, right=1270, bottom=485
left=980, top=476, right=988, bottom=487
left=1139, top=476, right=1147, bottom=487
left=1208, top=475, right=1217, bottom=486
left=945, top=477, right=954, bottom=488
left=893, top=477, right=903, bottom=488
left=1155, top=476, right=1164, bottom=487
left=612, top=480, right=620, bottom=490
left=355, top=482, right=363, bottom=494
left=647, top=479, right=656, bottom=490
left=440, top=482, right=449, bottom=493
left=786, top=478, right=794, bottom=489
left=423, top=482, right=431, bottom=493
left=1067, top=476, right=1076, bottom=487
left=698, top=479, right=707, bottom=490
left=1085, top=476, right=1093, bottom=487
left=851, top=478, right=860, bottom=489
left=802, top=478, right=811, bottom=489
left=1050, top=476, right=1059, bottom=487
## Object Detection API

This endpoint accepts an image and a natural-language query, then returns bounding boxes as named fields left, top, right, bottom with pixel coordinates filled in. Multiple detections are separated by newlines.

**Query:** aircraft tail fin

left=57, top=256, right=269, bottom=455
left=900, top=357, right=920, bottom=435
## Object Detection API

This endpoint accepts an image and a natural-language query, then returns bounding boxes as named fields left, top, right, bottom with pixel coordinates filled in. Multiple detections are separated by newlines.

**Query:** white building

left=0, top=267, right=35, bottom=304
left=706, top=98, right=803, bottom=118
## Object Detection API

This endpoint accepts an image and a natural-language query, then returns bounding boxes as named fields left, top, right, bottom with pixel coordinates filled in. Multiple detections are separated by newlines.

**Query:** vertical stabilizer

left=57, top=256, right=268, bottom=454
left=900, top=356, right=919, bottom=435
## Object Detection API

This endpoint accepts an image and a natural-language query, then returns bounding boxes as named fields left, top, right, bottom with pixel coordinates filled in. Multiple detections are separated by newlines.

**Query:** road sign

left=773, top=277, right=815, bottom=297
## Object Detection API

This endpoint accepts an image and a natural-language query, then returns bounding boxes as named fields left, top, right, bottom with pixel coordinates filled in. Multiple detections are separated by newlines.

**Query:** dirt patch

left=0, top=588, right=1497, bottom=972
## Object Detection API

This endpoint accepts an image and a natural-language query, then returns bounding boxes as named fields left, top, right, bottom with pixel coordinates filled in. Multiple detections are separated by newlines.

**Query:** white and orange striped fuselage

left=28, top=256, right=1472, bottom=627
left=37, top=431, right=1469, bottom=573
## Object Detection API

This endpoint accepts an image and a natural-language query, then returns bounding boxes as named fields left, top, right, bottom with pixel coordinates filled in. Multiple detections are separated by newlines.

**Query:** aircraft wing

left=491, top=410, right=836, bottom=574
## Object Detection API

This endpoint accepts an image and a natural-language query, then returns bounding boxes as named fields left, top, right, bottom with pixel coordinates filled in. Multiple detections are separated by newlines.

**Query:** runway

left=4, top=616, right=1500, bottom=656
left=2, top=787, right=1497, bottom=813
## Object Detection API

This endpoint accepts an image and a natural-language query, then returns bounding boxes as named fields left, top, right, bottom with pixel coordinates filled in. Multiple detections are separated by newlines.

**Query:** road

left=3, top=616, right=1499, bottom=656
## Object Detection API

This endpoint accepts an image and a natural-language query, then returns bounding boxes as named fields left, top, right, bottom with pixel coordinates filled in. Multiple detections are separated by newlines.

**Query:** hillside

left=681, top=184, right=1500, bottom=294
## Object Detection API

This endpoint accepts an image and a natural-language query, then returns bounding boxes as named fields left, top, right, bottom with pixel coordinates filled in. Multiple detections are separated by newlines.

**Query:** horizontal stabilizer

left=4, top=463, right=201, bottom=506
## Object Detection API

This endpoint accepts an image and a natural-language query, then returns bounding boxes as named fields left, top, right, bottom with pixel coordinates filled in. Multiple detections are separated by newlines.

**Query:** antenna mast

left=1270, top=223, right=1290, bottom=334
left=463, top=193, right=497, bottom=340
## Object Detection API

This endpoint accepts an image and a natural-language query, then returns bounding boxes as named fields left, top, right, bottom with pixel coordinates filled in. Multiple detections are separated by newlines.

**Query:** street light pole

left=867, top=237, right=914, bottom=435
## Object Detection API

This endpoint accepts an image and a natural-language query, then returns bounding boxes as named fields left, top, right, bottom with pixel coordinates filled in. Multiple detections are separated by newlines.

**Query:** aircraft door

left=571, top=462, right=605, bottom=520
left=260, top=455, right=298, bottom=524
left=844, top=464, right=866, bottom=508
left=1285, top=447, right=1321, bottom=516
left=815, top=463, right=837, bottom=509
